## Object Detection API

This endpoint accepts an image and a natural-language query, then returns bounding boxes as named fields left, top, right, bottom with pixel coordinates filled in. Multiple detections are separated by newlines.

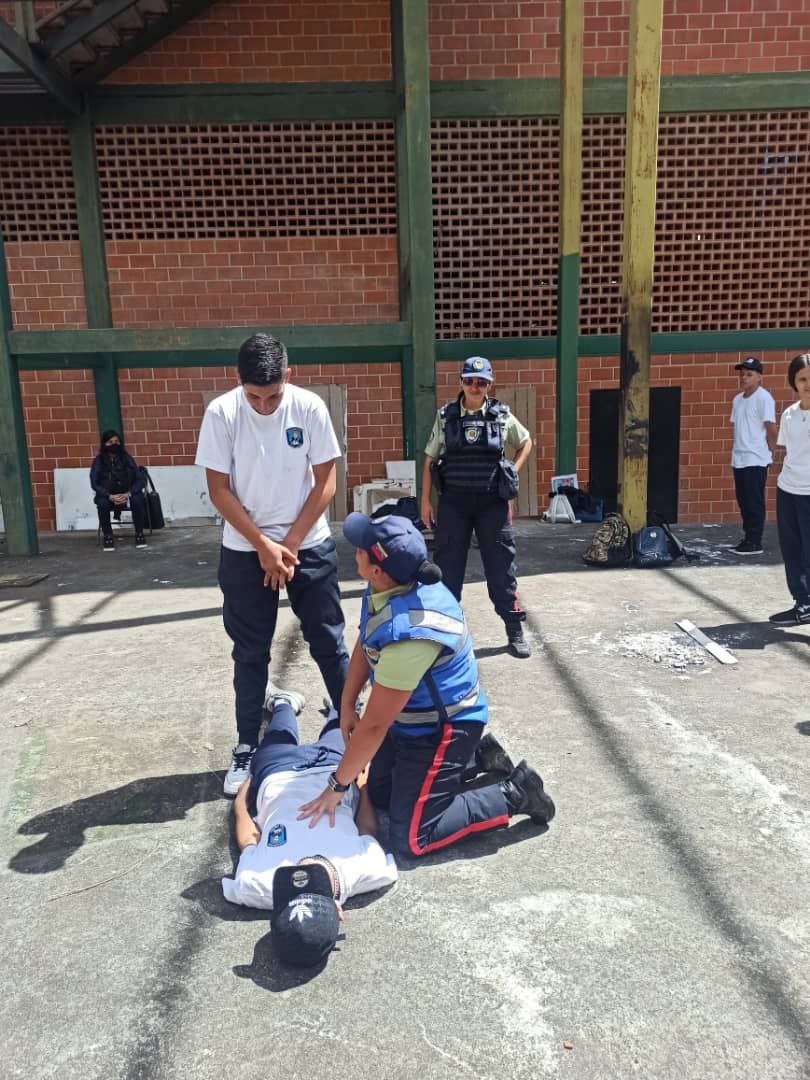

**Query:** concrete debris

left=613, top=631, right=706, bottom=670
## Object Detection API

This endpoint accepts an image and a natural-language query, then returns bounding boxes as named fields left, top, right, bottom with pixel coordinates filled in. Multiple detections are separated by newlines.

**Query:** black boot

left=475, top=733, right=514, bottom=777
left=501, top=760, right=555, bottom=824
left=506, top=624, right=531, bottom=658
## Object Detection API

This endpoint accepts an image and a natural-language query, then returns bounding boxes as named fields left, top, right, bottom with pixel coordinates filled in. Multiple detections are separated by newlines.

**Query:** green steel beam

left=12, top=328, right=810, bottom=370
left=68, top=110, right=123, bottom=436
left=0, top=231, right=38, bottom=555
left=89, top=83, right=396, bottom=124
left=391, top=0, right=436, bottom=463
left=4, top=72, right=810, bottom=127
left=16, top=346, right=406, bottom=370
left=9, top=322, right=411, bottom=358
left=0, top=15, right=81, bottom=113
left=555, top=0, right=584, bottom=475
left=69, top=113, right=111, bottom=328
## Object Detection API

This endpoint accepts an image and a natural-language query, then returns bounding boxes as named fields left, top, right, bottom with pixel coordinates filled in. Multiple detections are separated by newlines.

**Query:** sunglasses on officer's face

left=461, top=378, right=490, bottom=389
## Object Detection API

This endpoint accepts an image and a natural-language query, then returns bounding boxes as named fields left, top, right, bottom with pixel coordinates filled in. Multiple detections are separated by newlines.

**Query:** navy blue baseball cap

left=735, top=356, right=763, bottom=373
left=271, top=863, right=340, bottom=968
left=461, top=356, right=494, bottom=381
left=343, top=513, right=441, bottom=585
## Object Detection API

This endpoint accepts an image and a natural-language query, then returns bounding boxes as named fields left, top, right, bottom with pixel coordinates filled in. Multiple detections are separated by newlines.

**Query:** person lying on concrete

left=225, top=689, right=397, bottom=964
left=89, top=429, right=148, bottom=551
left=297, top=513, right=555, bottom=857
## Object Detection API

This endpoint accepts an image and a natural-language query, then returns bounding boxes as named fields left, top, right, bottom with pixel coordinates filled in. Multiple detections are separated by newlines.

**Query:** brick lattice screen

left=0, top=127, right=79, bottom=242
left=581, top=110, right=810, bottom=334
left=94, top=122, right=398, bottom=241
left=2, top=113, right=809, bottom=337
left=432, top=117, right=560, bottom=338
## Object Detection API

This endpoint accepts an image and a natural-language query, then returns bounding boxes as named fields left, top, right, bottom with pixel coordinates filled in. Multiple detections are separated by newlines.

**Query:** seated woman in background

left=89, top=429, right=148, bottom=551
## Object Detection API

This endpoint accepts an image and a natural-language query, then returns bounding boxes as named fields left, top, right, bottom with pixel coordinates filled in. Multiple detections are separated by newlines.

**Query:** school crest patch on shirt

left=286, top=427, right=304, bottom=447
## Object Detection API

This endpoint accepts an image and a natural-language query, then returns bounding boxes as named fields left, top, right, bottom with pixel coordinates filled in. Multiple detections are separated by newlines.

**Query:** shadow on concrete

left=796, top=722, right=810, bottom=736
left=529, top=610, right=810, bottom=1059
left=666, top=572, right=810, bottom=670
left=0, top=604, right=224, bottom=647
left=392, top=815, right=550, bottom=870
left=9, top=771, right=223, bottom=874
left=474, top=644, right=510, bottom=659
left=697, top=622, right=810, bottom=650
left=233, top=932, right=336, bottom=990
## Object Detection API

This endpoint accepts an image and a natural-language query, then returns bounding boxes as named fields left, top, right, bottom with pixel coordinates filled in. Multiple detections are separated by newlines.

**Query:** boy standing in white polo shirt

left=196, top=334, right=350, bottom=795
left=730, top=356, right=777, bottom=555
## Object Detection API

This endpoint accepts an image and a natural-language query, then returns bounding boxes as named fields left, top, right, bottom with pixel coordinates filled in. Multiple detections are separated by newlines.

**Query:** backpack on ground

left=582, top=513, right=632, bottom=567
left=633, top=525, right=673, bottom=568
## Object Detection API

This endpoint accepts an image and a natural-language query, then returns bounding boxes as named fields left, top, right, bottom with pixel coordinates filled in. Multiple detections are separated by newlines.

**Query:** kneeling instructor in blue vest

left=298, top=513, right=555, bottom=857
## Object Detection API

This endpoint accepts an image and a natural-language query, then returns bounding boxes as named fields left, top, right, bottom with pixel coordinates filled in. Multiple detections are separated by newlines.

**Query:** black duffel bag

left=139, top=466, right=165, bottom=530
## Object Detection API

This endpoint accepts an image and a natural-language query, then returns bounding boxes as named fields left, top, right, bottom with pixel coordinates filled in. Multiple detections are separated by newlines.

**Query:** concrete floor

left=1, top=519, right=809, bottom=1080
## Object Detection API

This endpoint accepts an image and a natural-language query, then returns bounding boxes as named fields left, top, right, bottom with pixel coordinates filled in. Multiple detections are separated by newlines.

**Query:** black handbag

left=139, top=467, right=165, bottom=530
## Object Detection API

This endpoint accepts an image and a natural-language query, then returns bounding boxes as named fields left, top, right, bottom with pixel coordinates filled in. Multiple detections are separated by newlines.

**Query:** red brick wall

left=2, top=0, right=809, bottom=85
left=104, top=0, right=392, bottom=84
left=107, top=237, right=398, bottom=328
left=6, top=242, right=87, bottom=331
left=429, top=0, right=810, bottom=80
left=19, top=369, right=98, bottom=529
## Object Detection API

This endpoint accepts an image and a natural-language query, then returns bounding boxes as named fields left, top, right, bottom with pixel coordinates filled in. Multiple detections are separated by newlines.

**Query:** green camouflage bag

left=582, top=512, right=632, bottom=567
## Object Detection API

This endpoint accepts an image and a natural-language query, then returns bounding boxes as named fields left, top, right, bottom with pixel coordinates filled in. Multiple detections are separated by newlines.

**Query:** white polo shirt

left=222, top=766, right=398, bottom=910
left=195, top=383, right=341, bottom=552
left=776, top=402, right=810, bottom=495
left=730, top=386, right=775, bottom=468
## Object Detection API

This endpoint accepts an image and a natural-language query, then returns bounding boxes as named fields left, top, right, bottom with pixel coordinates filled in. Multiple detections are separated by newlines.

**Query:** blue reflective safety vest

left=360, top=580, right=488, bottom=736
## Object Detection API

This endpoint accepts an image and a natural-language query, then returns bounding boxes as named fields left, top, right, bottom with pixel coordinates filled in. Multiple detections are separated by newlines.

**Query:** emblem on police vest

left=267, top=824, right=287, bottom=847
left=465, top=426, right=481, bottom=443
left=286, top=427, right=304, bottom=448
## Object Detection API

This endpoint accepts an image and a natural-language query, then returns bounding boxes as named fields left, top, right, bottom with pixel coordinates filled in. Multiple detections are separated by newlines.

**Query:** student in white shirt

left=195, top=334, right=350, bottom=795
left=226, top=691, right=397, bottom=966
left=769, top=354, right=810, bottom=626
left=730, top=356, right=776, bottom=555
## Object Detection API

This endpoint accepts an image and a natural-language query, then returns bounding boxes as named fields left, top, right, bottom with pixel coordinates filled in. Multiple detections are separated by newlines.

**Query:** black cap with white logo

left=271, top=863, right=340, bottom=967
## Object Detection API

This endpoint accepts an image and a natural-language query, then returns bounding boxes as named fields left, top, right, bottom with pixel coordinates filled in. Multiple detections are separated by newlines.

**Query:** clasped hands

left=257, top=533, right=300, bottom=589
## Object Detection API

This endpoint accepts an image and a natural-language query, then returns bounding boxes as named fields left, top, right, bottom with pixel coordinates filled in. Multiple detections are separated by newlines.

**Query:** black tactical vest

left=437, top=396, right=507, bottom=493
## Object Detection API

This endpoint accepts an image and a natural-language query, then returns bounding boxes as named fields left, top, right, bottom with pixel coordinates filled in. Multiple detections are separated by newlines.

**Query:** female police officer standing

left=420, top=356, right=534, bottom=658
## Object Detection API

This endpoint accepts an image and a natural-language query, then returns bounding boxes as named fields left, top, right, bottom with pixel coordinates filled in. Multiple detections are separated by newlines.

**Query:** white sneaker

left=269, top=689, right=306, bottom=715
left=223, top=743, right=256, bottom=797
left=264, top=679, right=305, bottom=714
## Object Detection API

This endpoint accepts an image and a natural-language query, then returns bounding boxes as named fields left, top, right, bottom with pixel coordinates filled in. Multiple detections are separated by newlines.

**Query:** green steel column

left=555, top=0, right=584, bottom=475
left=391, top=0, right=436, bottom=466
left=69, top=109, right=122, bottom=435
left=0, top=230, right=39, bottom=555
left=618, top=0, right=663, bottom=533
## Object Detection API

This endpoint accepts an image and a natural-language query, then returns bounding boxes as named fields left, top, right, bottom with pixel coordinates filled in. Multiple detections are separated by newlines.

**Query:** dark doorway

left=589, top=387, right=681, bottom=522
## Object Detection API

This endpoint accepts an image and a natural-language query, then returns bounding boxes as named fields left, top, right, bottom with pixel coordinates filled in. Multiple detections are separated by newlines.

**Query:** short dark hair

left=787, top=353, right=810, bottom=391
left=237, top=333, right=288, bottom=386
